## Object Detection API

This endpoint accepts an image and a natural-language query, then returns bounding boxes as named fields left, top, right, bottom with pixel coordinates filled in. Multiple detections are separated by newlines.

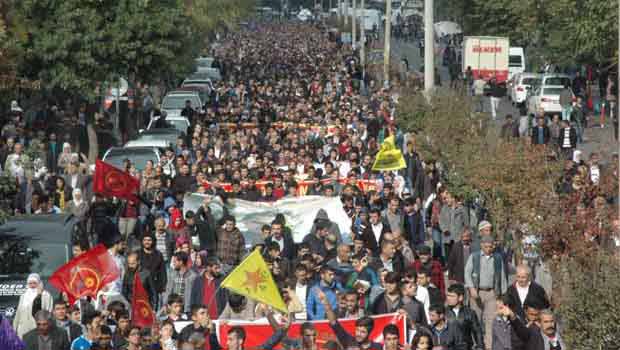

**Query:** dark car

left=0, top=215, right=79, bottom=320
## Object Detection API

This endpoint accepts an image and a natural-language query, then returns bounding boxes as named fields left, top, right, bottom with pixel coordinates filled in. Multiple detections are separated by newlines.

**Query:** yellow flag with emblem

left=372, top=135, right=407, bottom=171
left=220, top=248, right=288, bottom=313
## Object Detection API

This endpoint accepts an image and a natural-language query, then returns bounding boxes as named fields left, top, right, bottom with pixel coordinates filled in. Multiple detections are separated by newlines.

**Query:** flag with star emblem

left=131, top=273, right=155, bottom=327
left=49, top=244, right=120, bottom=304
left=220, top=249, right=288, bottom=313
left=372, top=135, right=406, bottom=171
left=93, top=159, right=140, bottom=201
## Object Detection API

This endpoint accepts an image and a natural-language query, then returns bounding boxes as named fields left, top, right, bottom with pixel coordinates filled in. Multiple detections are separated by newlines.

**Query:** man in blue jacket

left=306, top=265, right=342, bottom=320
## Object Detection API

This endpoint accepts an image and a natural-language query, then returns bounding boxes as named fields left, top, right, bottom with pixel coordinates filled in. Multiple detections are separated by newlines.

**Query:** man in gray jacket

left=163, top=251, right=197, bottom=313
left=439, top=192, right=470, bottom=260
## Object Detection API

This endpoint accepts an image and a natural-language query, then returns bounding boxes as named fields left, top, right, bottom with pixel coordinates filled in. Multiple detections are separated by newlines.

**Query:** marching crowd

left=1, top=19, right=618, bottom=350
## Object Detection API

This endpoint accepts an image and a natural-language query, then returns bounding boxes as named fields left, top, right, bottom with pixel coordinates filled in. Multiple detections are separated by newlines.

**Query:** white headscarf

left=72, top=188, right=84, bottom=207
left=10, top=100, right=22, bottom=112
left=23, top=273, right=42, bottom=305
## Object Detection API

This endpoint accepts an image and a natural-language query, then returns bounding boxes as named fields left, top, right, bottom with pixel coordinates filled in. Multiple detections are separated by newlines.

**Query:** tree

left=460, top=0, right=618, bottom=67
left=16, top=0, right=194, bottom=96
left=185, top=0, right=257, bottom=41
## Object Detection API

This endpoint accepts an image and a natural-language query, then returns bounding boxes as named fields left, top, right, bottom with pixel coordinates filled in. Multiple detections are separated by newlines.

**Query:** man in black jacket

left=23, top=310, right=71, bottom=350
left=138, top=234, right=167, bottom=306
left=498, top=304, right=565, bottom=350
left=531, top=117, right=551, bottom=145
left=265, top=220, right=296, bottom=260
left=52, top=299, right=82, bottom=344
left=186, top=210, right=217, bottom=255
left=505, top=264, right=550, bottom=321
left=445, top=284, right=484, bottom=350
left=429, top=304, right=466, bottom=350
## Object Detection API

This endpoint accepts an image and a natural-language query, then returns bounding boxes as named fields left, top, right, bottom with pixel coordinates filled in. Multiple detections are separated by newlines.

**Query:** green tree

left=16, top=0, right=194, bottom=95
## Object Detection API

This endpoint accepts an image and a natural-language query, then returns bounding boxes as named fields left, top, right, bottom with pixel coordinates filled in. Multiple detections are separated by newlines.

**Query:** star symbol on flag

left=244, top=269, right=266, bottom=292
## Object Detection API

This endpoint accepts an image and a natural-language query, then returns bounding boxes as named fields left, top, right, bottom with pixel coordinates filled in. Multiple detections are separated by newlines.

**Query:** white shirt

left=272, top=235, right=284, bottom=252
left=371, top=222, right=383, bottom=244
left=516, top=282, right=530, bottom=306
left=415, top=285, right=431, bottom=321
left=295, top=282, right=308, bottom=320
left=452, top=307, right=460, bottom=318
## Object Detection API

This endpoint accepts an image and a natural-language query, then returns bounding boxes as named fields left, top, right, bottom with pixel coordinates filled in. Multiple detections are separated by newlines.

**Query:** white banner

left=184, top=193, right=351, bottom=245
left=229, top=196, right=351, bottom=244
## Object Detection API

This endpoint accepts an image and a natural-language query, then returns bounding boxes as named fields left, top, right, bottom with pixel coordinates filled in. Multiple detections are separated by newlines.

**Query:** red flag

left=218, top=313, right=406, bottom=348
left=49, top=244, right=120, bottom=304
left=93, top=159, right=140, bottom=201
left=131, top=273, right=155, bottom=327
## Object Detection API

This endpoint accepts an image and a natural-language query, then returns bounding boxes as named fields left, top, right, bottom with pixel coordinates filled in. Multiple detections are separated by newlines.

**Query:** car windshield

left=0, top=232, right=68, bottom=277
left=543, top=88, right=563, bottom=96
left=137, top=133, right=177, bottom=144
left=509, top=55, right=522, bottom=66
left=163, top=96, right=192, bottom=110
left=522, top=78, right=539, bottom=85
left=105, top=149, right=157, bottom=170
left=544, top=77, right=570, bottom=86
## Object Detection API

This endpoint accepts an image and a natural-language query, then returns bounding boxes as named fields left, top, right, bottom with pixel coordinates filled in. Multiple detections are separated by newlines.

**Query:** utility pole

left=617, top=0, right=619, bottom=223
left=424, top=0, right=434, bottom=91
left=360, top=0, right=365, bottom=78
left=384, top=0, right=392, bottom=88
left=352, top=0, right=356, bottom=49
left=337, top=0, right=341, bottom=20
left=344, top=0, right=348, bottom=26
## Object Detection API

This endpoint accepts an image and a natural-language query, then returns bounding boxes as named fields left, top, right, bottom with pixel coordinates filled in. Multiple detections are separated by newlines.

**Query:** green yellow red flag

left=220, top=249, right=288, bottom=313
left=372, top=135, right=407, bottom=171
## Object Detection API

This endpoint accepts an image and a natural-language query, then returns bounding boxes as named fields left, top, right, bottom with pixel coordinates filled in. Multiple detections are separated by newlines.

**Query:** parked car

left=527, top=85, right=574, bottom=116
left=509, top=73, right=541, bottom=105
left=540, top=74, right=571, bottom=88
left=102, top=146, right=162, bottom=171
left=161, top=91, right=202, bottom=118
left=182, top=73, right=215, bottom=93
left=147, top=115, right=191, bottom=135
left=195, top=56, right=215, bottom=72
left=0, top=215, right=79, bottom=320
left=135, top=128, right=184, bottom=146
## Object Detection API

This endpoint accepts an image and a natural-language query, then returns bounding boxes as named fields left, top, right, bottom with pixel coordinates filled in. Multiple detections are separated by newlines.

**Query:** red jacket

left=412, top=259, right=446, bottom=299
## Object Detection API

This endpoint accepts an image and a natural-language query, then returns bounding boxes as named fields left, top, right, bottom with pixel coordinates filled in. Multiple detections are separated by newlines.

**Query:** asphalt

left=390, top=36, right=620, bottom=162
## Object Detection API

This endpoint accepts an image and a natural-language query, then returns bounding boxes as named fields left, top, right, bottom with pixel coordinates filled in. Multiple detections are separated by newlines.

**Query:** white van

left=509, top=47, right=526, bottom=81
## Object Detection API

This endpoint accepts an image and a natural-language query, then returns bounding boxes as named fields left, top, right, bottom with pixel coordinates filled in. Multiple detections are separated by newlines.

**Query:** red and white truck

left=462, top=36, right=509, bottom=83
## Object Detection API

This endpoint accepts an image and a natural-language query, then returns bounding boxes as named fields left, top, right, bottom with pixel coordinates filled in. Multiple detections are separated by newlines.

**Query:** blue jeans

left=561, top=105, right=572, bottom=121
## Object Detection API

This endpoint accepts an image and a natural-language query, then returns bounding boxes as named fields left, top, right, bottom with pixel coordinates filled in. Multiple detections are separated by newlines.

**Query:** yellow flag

left=372, top=135, right=407, bottom=171
left=220, top=249, right=288, bottom=313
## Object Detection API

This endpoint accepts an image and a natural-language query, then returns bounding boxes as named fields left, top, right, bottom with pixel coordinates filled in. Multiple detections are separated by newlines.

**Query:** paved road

left=390, top=36, right=619, bottom=162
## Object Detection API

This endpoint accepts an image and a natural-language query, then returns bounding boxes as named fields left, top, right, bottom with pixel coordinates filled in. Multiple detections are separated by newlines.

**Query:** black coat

left=431, top=320, right=467, bottom=350
left=371, top=292, right=404, bottom=315
left=402, top=297, right=428, bottom=326
left=190, top=275, right=228, bottom=317
left=23, top=327, right=71, bottom=350
left=360, top=221, right=391, bottom=255
left=447, top=241, right=476, bottom=284
left=509, top=316, right=545, bottom=350
left=446, top=306, right=484, bottom=350
left=558, top=127, right=577, bottom=149
left=265, top=232, right=296, bottom=260
left=505, top=282, right=550, bottom=321
left=188, top=219, right=217, bottom=255
left=531, top=126, right=551, bottom=145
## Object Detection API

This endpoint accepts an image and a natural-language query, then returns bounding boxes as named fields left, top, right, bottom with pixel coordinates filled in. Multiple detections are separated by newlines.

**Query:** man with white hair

left=505, top=264, right=550, bottom=321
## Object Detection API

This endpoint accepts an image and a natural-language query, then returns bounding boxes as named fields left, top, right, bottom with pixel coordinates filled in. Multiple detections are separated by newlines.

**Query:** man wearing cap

left=465, top=235, right=508, bottom=350
left=413, top=244, right=446, bottom=299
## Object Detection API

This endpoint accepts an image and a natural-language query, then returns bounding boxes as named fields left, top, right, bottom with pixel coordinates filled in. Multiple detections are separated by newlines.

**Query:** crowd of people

left=0, top=18, right=617, bottom=350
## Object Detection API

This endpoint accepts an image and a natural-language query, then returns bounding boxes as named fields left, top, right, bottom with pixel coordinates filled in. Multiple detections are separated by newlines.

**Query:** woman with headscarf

left=57, top=142, right=73, bottom=174
left=12, top=273, right=54, bottom=338
left=65, top=188, right=89, bottom=219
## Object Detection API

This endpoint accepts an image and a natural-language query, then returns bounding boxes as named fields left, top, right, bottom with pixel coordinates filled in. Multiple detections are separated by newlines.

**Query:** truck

left=462, top=36, right=509, bottom=84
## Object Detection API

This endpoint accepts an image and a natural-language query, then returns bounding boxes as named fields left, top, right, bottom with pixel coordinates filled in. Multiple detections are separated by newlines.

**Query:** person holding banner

left=317, top=289, right=383, bottom=350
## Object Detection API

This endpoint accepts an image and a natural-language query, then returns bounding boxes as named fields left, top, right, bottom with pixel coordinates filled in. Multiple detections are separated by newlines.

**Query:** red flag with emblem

left=131, top=273, right=155, bottom=327
left=93, top=159, right=140, bottom=201
left=49, top=244, right=120, bottom=304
